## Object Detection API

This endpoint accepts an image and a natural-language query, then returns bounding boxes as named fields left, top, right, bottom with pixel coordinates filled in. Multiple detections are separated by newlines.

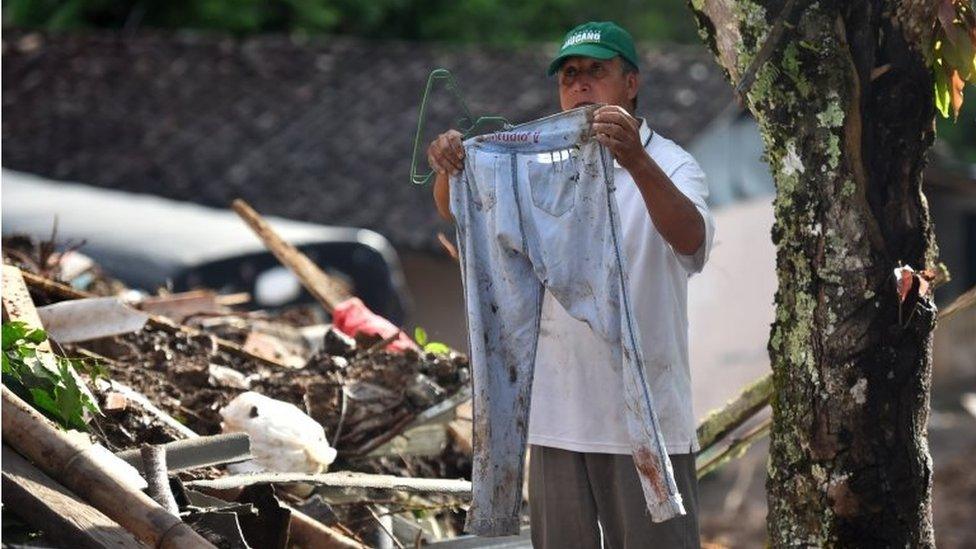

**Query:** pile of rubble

left=1, top=202, right=480, bottom=548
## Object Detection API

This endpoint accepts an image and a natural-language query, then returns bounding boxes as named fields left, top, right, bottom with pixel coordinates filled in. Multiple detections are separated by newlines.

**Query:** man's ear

left=626, top=70, right=639, bottom=102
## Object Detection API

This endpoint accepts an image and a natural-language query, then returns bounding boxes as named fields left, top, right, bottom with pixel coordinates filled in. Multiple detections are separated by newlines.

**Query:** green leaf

left=2, top=321, right=30, bottom=348
left=935, top=65, right=952, bottom=118
left=423, top=342, right=452, bottom=356
left=3, top=321, right=106, bottom=431
left=24, top=328, right=47, bottom=345
left=414, top=326, right=428, bottom=346
left=28, top=388, right=60, bottom=418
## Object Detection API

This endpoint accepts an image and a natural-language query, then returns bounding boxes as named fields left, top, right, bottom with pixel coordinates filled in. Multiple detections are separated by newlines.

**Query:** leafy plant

left=1, top=321, right=104, bottom=430
left=413, top=326, right=452, bottom=356
left=933, top=0, right=976, bottom=119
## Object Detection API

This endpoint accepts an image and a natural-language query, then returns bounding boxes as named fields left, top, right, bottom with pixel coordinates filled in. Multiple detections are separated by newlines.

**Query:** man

left=428, top=21, right=713, bottom=549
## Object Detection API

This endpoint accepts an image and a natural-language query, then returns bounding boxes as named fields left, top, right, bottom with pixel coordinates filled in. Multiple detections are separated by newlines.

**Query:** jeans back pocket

left=527, top=149, right=578, bottom=217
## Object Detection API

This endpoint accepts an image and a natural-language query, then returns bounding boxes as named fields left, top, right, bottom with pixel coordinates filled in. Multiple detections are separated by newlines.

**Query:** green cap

left=547, top=21, right=639, bottom=76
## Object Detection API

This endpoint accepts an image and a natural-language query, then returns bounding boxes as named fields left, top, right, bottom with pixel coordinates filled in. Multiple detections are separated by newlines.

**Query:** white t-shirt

left=527, top=120, right=715, bottom=455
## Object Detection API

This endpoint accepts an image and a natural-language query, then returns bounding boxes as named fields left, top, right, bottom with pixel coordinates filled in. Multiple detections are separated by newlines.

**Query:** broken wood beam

left=2, top=385, right=215, bottom=548
left=187, top=471, right=472, bottom=496
left=344, top=412, right=417, bottom=457
left=2, top=444, right=145, bottom=549
left=232, top=199, right=351, bottom=311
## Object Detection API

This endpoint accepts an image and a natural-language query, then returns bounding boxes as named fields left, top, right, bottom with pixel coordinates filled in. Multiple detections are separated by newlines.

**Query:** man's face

left=557, top=56, right=638, bottom=113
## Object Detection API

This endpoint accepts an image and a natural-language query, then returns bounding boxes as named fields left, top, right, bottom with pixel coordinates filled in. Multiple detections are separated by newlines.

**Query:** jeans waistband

left=466, top=105, right=596, bottom=154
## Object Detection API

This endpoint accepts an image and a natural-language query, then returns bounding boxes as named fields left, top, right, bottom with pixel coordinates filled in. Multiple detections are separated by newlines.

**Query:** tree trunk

left=687, top=1, right=938, bottom=546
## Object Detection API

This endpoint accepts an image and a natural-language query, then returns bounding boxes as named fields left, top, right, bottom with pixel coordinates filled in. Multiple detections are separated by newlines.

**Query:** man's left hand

left=591, top=106, right=647, bottom=173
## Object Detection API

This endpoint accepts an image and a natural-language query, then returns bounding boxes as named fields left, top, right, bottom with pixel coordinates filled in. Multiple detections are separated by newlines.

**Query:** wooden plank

left=2, top=445, right=146, bottom=549
left=231, top=199, right=350, bottom=311
left=2, top=265, right=54, bottom=355
left=2, top=265, right=90, bottom=395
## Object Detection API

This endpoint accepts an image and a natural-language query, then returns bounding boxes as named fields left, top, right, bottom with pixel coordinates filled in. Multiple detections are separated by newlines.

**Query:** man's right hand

left=427, top=130, right=465, bottom=176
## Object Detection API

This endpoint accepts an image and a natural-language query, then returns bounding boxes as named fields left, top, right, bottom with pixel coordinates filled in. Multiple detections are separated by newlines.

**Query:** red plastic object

left=331, top=297, right=418, bottom=352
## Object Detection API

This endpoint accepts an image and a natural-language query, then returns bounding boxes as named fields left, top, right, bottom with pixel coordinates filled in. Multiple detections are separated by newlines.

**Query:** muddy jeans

left=449, top=106, right=685, bottom=537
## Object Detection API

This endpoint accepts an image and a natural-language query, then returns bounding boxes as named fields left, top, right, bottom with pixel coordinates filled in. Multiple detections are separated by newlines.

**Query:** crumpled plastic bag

left=220, top=391, right=337, bottom=474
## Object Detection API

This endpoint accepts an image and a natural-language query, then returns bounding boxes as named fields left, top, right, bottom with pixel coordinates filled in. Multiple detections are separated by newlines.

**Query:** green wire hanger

left=409, top=68, right=511, bottom=185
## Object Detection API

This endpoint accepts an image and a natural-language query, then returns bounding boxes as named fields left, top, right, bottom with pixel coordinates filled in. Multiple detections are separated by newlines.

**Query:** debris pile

left=1, top=204, right=479, bottom=548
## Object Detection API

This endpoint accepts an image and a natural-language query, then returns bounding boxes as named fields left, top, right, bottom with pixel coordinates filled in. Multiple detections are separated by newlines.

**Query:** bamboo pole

left=2, top=385, right=215, bottom=548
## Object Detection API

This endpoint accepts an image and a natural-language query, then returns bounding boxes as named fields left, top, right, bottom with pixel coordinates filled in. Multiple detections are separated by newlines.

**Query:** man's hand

left=429, top=130, right=463, bottom=223
left=427, top=130, right=465, bottom=176
left=591, top=105, right=647, bottom=173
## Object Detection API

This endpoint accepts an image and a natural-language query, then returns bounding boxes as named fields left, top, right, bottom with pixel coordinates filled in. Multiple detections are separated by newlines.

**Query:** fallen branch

left=187, top=471, right=472, bottom=496
left=2, top=385, right=215, bottom=548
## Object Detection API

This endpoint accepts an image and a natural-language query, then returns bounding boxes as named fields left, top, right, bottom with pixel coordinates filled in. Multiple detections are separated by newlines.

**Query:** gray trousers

left=529, top=445, right=701, bottom=549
